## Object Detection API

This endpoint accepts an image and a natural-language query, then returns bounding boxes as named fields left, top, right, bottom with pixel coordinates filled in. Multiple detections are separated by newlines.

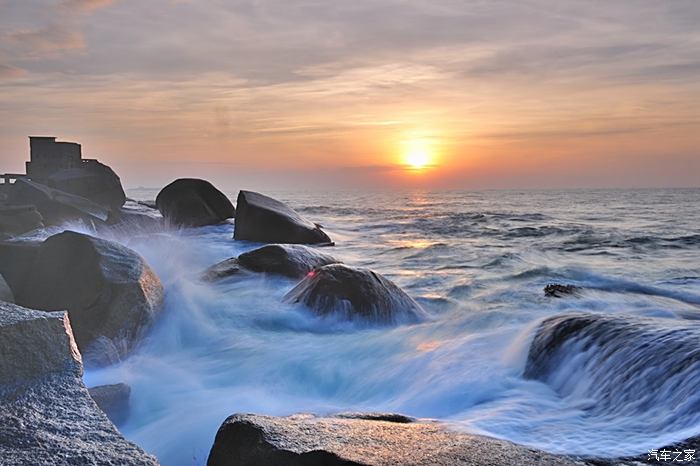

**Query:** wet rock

left=207, top=413, right=584, bottom=466
left=0, top=273, right=13, bottom=303
left=284, top=264, right=425, bottom=324
left=7, top=179, right=110, bottom=225
left=201, top=257, right=244, bottom=282
left=524, top=313, right=700, bottom=419
left=47, top=161, right=126, bottom=211
left=88, top=383, right=131, bottom=427
left=0, top=301, right=158, bottom=465
left=234, top=190, right=332, bottom=244
left=202, top=244, right=341, bottom=281
left=104, top=200, right=164, bottom=234
left=0, top=205, right=44, bottom=237
left=156, top=178, right=235, bottom=227
left=10, top=231, right=164, bottom=366
left=544, top=283, right=581, bottom=298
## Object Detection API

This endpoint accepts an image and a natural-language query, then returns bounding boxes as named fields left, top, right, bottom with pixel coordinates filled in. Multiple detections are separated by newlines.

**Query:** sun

left=402, top=140, right=434, bottom=170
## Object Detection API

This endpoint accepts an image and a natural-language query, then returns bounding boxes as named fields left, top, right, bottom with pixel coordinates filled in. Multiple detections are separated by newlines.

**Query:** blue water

left=75, top=188, right=700, bottom=465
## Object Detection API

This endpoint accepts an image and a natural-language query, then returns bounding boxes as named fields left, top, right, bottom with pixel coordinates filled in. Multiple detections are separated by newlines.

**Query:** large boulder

left=284, top=264, right=425, bottom=324
left=8, top=231, right=164, bottom=366
left=156, top=178, right=234, bottom=227
left=0, top=241, right=40, bottom=294
left=207, top=413, right=582, bottom=466
left=0, top=205, right=44, bottom=237
left=7, top=179, right=109, bottom=225
left=0, top=302, right=159, bottom=465
left=202, top=244, right=340, bottom=281
left=47, top=161, right=126, bottom=211
left=234, top=190, right=332, bottom=244
left=88, top=383, right=131, bottom=427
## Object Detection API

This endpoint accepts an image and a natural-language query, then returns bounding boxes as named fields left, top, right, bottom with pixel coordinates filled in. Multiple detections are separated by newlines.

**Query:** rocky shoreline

left=1, top=156, right=698, bottom=464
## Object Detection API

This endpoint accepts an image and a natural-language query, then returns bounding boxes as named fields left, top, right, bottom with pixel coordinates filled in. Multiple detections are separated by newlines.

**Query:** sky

left=0, top=0, right=699, bottom=190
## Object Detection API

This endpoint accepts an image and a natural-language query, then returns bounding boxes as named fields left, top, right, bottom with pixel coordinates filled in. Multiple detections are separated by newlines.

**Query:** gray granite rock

left=10, top=231, right=164, bottom=366
left=88, top=383, right=131, bottom=427
left=0, top=301, right=158, bottom=465
left=207, top=413, right=587, bottom=466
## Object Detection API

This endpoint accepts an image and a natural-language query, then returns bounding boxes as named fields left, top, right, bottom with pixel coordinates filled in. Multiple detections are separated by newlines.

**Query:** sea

left=60, top=188, right=700, bottom=465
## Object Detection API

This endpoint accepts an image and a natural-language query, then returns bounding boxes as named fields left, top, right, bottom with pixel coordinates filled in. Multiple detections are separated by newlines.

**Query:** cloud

left=0, top=63, right=26, bottom=79
left=0, top=24, right=85, bottom=59
left=0, top=0, right=698, bottom=188
left=60, top=0, right=114, bottom=12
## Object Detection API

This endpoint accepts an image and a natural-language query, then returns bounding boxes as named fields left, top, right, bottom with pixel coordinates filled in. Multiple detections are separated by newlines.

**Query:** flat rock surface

left=208, top=413, right=588, bottom=466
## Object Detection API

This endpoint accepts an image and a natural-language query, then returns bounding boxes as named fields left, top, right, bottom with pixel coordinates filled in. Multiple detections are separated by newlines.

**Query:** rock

left=10, top=230, right=164, bottom=366
left=284, top=264, right=426, bottom=324
left=137, top=200, right=157, bottom=209
left=0, top=301, right=159, bottom=465
left=201, top=244, right=341, bottom=281
left=47, top=161, right=126, bottom=211
left=7, top=179, right=110, bottom=225
left=207, top=413, right=583, bottom=466
left=0, top=274, right=13, bottom=303
left=156, top=178, right=234, bottom=227
left=335, top=412, right=415, bottom=423
left=88, top=383, right=131, bottom=427
left=201, top=257, right=245, bottom=282
left=0, top=205, right=44, bottom=237
left=234, top=190, right=332, bottom=244
left=544, top=283, right=581, bottom=298
left=0, top=241, right=40, bottom=294
left=103, top=200, right=164, bottom=234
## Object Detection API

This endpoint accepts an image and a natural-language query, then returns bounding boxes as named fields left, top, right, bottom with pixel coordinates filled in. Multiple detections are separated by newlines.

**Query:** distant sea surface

left=77, top=188, right=700, bottom=465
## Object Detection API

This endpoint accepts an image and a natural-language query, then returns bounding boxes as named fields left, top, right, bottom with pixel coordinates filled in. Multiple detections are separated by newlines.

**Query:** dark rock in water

left=156, top=178, right=235, bottom=227
left=88, top=383, right=131, bottom=427
left=239, top=244, right=340, bottom=278
left=284, top=264, right=425, bottom=324
left=544, top=283, right=581, bottom=298
left=0, top=205, right=44, bottom=237
left=207, top=413, right=583, bottom=466
left=47, top=161, right=126, bottom=211
left=0, top=273, right=13, bottom=303
left=11, top=231, right=164, bottom=366
left=0, top=241, right=40, bottom=294
left=201, top=257, right=245, bottom=282
left=0, top=302, right=158, bottom=465
left=104, top=200, right=164, bottom=234
left=234, top=190, right=332, bottom=245
left=7, top=179, right=110, bottom=225
left=202, top=244, right=341, bottom=282
left=525, top=313, right=700, bottom=419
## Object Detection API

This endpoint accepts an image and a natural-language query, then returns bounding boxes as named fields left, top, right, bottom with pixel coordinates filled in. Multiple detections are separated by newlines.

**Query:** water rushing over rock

left=73, top=188, right=700, bottom=465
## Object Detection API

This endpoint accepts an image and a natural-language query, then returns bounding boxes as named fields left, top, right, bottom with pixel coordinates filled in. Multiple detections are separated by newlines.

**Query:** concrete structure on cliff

left=26, top=136, right=99, bottom=183
left=1, top=136, right=98, bottom=185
